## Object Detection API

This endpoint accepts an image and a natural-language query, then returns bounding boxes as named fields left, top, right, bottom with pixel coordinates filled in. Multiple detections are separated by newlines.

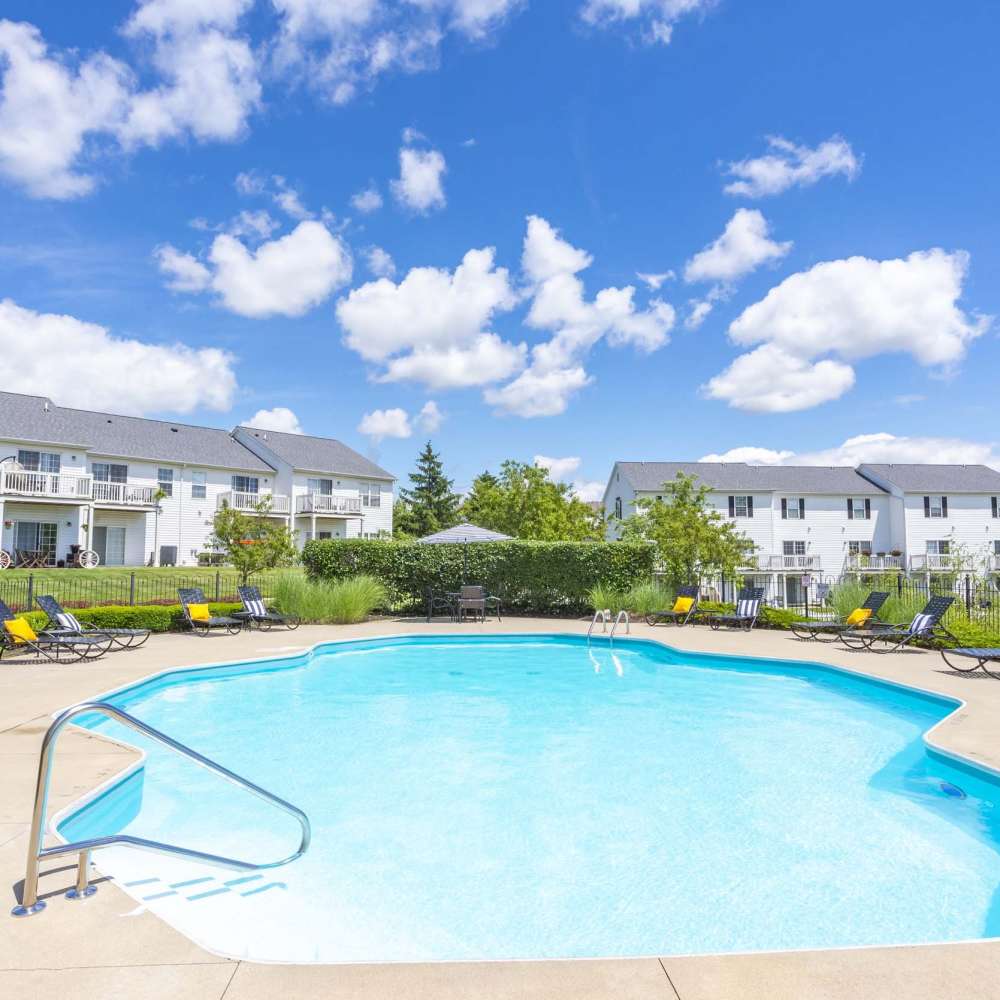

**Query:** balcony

left=909, top=553, right=973, bottom=572
left=740, top=554, right=821, bottom=572
left=217, top=491, right=291, bottom=515
left=296, top=493, right=362, bottom=516
left=93, top=481, right=158, bottom=506
left=0, top=469, right=92, bottom=501
left=845, top=554, right=904, bottom=572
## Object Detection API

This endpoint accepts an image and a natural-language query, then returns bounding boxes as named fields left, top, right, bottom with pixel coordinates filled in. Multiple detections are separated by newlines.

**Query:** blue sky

left=1, top=0, right=998, bottom=499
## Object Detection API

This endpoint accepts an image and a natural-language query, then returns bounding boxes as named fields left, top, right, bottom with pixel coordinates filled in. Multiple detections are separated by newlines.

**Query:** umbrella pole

left=463, top=541, right=468, bottom=584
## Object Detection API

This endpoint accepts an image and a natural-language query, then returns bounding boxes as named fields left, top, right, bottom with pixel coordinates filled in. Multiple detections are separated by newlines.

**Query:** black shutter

left=847, top=498, right=854, bottom=520
left=924, top=496, right=931, bottom=518
left=992, top=496, right=998, bottom=519
left=728, top=496, right=735, bottom=517
left=942, top=496, right=948, bottom=517
left=799, top=497, right=806, bottom=519
left=781, top=498, right=787, bottom=519
left=747, top=496, right=754, bottom=518
left=864, top=498, right=871, bottom=520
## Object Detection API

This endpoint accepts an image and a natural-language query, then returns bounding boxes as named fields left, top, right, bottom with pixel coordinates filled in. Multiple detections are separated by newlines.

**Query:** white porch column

left=311, top=512, right=316, bottom=543
left=0, top=499, right=5, bottom=554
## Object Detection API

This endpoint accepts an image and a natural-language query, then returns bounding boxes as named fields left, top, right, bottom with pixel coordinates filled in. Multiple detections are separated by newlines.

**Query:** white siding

left=902, top=492, right=1000, bottom=568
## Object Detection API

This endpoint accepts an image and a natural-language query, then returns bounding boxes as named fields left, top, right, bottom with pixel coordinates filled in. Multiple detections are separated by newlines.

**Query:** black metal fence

left=0, top=572, right=272, bottom=613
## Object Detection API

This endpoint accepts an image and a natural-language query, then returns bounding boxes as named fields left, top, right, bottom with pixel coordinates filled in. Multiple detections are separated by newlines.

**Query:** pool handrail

left=587, top=609, right=610, bottom=639
left=610, top=610, right=630, bottom=641
left=11, top=700, right=311, bottom=917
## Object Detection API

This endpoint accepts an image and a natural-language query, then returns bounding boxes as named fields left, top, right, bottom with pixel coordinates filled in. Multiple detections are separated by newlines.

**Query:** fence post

left=129, top=572, right=136, bottom=607
left=26, top=573, right=33, bottom=611
left=965, top=575, right=972, bottom=617
left=897, top=574, right=903, bottom=598
left=214, top=571, right=221, bottom=603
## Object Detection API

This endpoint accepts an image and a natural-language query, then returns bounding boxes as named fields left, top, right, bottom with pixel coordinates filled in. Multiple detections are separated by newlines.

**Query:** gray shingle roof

left=615, top=462, right=886, bottom=495
left=860, top=463, right=1000, bottom=493
left=237, top=427, right=395, bottom=480
left=0, top=391, right=272, bottom=471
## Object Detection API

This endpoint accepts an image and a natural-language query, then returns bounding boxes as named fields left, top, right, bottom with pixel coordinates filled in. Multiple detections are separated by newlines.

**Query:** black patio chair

left=789, top=591, right=890, bottom=643
left=177, top=588, right=243, bottom=636
left=841, top=596, right=956, bottom=653
left=35, top=594, right=151, bottom=650
left=0, top=599, right=112, bottom=661
left=706, top=587, right=765, bottom=631
left=645, top=585, right=699, bottom=627
left=425, top=588, right=457, bottom=622
left=236, top=585, right=300, bottom=630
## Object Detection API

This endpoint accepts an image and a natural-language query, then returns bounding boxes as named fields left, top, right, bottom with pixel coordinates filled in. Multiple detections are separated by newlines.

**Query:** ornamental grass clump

left=272, top=573, right=385, bottom=624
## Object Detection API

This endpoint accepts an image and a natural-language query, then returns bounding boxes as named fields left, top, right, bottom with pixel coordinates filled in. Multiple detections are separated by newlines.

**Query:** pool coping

left=43, top=628, right=1000, bottom=965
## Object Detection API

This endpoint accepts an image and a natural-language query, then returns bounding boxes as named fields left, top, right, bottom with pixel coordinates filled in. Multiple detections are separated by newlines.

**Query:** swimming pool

left=58, top=634, right=1000, bottom=963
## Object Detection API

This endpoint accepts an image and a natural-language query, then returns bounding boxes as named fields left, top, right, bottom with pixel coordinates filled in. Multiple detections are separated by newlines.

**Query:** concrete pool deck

left=2, top=618, right=1000, bottom=999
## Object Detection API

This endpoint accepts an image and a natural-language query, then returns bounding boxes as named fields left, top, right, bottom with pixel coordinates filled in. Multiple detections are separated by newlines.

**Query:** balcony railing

left=0, top=469, right=92, bottom=500
left=908, top=553, right=973, bottom=572
left=739, top=554, right=821, bottom=572
left=217, top=491, right=291, bottom=515
left=296, top=493, right=362, bottom=515
left=92, top=481, right=158, bottom=506
left=845, top=554, right=904, bottom=572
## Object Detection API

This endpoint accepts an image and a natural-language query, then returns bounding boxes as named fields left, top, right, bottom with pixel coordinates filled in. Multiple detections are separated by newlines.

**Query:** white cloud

left=0, top=20, right=132, bottom=198
left=684, top=208, right=791, bottom=284
left=0, top=297, right=236, bottom=414
left=485, top=365, right=593, bottom=418
left=401, top=125, right=426, bottom=144
left=391, top=146, right=447, bottom=213
left=534, top=454, right=581, bottom=480
left=351, top=185, right=383, bottom=213
left=893, top=393, right=925, bottom=406
left=244, top=406, right=303, bottom=434
left=416, top=399, right=443, bottom=432
left=685, top=298, right=714, bottom=330
left=365, top=245, right=396, bottom=278
left=358, top=406, right=411, bottom=442
left=378, top=334, right=526, bottom=389
left=522, top=214, right=593, bottom=283
left=724, top=134, right=861, bottom=198
left=580, top=0, right=717, bottom=44
left=234, top=169, right=266, bottom=195
left=337, top=247, right=514, bottom=361
left=705, top=249, right=990, bottom=411
left=271, top=175, right=310, bottom=219
left=701, top=433, right=1000, bottom=470
left=572, top=480, right=605, bottom=503
left=155, top=244, right=212, bottom=292
left=159, top=220, right=353, bottom=318
left=227, top=209, right=280, bottom=240
left=636, top=270, right=674, bottom=290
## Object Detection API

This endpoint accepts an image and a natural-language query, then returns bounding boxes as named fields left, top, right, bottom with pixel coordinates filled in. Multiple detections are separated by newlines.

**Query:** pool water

left=60, top=635, right=1000, bottom=962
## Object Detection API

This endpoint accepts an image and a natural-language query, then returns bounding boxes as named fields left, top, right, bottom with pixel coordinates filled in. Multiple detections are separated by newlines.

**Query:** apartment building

left=604, top=460, right=1000, bottom=600
left=0, top=392, right=394, bottom=567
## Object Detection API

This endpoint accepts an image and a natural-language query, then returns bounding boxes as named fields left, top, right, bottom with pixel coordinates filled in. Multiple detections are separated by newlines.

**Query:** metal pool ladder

left=12, top=701, right=311, bottom=917
left=587, top=609, right=610, bottom=640
left=610, top=610, right=630, bottom=641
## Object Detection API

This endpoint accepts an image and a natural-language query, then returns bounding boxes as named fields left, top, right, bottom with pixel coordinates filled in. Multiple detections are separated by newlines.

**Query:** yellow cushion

left=3, top=617, right=37, bottom=644
left=188, top=603, right=211, bottom=622
left=846, top=608, right=872, bottom=626
left=672, top=596, right=694, bottom=614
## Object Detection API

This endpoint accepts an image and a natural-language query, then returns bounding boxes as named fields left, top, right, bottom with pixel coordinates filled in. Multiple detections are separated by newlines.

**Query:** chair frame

left=645, top=585, right=699, bottom=627
left=706, top=587, right=765, bottom=632
left=177, top=588, right=243, bottom=637
left=0, top=599, right=112, bottom=662
left=789, top=591, right=890, bottom=643
left=35, top=594, right=151, bottom=650
left=235, top=585, right=301, bottom=631
left=940, top=647, right=1000, bottom=679
left=841, top=596, right=957, bottom=653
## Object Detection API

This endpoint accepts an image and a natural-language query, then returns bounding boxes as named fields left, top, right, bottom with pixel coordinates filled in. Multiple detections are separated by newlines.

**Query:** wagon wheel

left=0, top=549, right=11, bottom=570
left=76, top=549, right=100, bottom=569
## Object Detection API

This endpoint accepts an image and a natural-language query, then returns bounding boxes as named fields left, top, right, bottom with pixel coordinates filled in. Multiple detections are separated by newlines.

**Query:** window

left=729, top=495, right=753, bottom=518
left=360, top=482, right=381, bottom=508
left=307, top=477, right=333, bottom=495
left=17, top=449, right=60, bottom=473
left=848, top=540, right=872, bottom=555
left=614, top=497, right=622, bottom=519
left=994, top=540, right=1000, bottom=556
left=783, top=540, right=806, bottom=556
left=14, top=521, right=57, bottom=564
left=992, top=497, right=998, bottom=518
left=231, top=475, right=259, bottom=495
left=847, top=497, right=870, bottom=520
left=927, top=540, right=950, bottom=555
left=782, top=497, right=805, bottom=519
left=924, top=495, right=948, bottom=518
left=92, top=463, right=127, bottom=483
left=190, top=471, right=206, bottom=499
left=157, top=468, right=174, bottom=497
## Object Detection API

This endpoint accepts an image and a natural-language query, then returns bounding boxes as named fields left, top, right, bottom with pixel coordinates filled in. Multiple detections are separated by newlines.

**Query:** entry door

left=14, top=521, right=57, bottom=564
left=785, top=576, right=804, bottom=607
left=93, top=526, right=126, bottom=566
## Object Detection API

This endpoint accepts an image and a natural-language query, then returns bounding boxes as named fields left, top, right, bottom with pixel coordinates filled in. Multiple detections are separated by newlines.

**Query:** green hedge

left=14, top=602, right=243, bottom=634
left=302, top=539, right=656, bottom=614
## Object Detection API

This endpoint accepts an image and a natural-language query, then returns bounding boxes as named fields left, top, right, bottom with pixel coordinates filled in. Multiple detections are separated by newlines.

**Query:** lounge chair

left=940, top=647, right=1000, bottom=679
left=236, top=585, right=300, bottom=630
left=789, top=591, right=890, bottom=642
left=706, top=587, right=765, bottom=631
left=0, top=599, right=112, bottom=661
left=645, top=585, right=699, bottom=627
left=35, top=594, right=151, bottom=650
left=178, top=588, right=243, bottom=636
left=841, top=596, right=956, bottom=653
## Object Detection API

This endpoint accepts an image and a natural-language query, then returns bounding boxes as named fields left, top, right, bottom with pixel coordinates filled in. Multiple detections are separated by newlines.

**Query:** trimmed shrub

left=302, top=539, right=656, bottom=615
left=10, top=602, right=244, bottom=635
left=272, top=573, right=385, bottom=624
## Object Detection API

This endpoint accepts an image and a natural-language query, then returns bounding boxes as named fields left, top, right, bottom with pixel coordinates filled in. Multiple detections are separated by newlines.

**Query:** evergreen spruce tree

left=398, top=441, right=461, bottom=537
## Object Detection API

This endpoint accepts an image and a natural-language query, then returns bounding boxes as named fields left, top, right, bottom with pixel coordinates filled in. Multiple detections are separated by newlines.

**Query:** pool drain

left=940, top=781, right=966, bottom=799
